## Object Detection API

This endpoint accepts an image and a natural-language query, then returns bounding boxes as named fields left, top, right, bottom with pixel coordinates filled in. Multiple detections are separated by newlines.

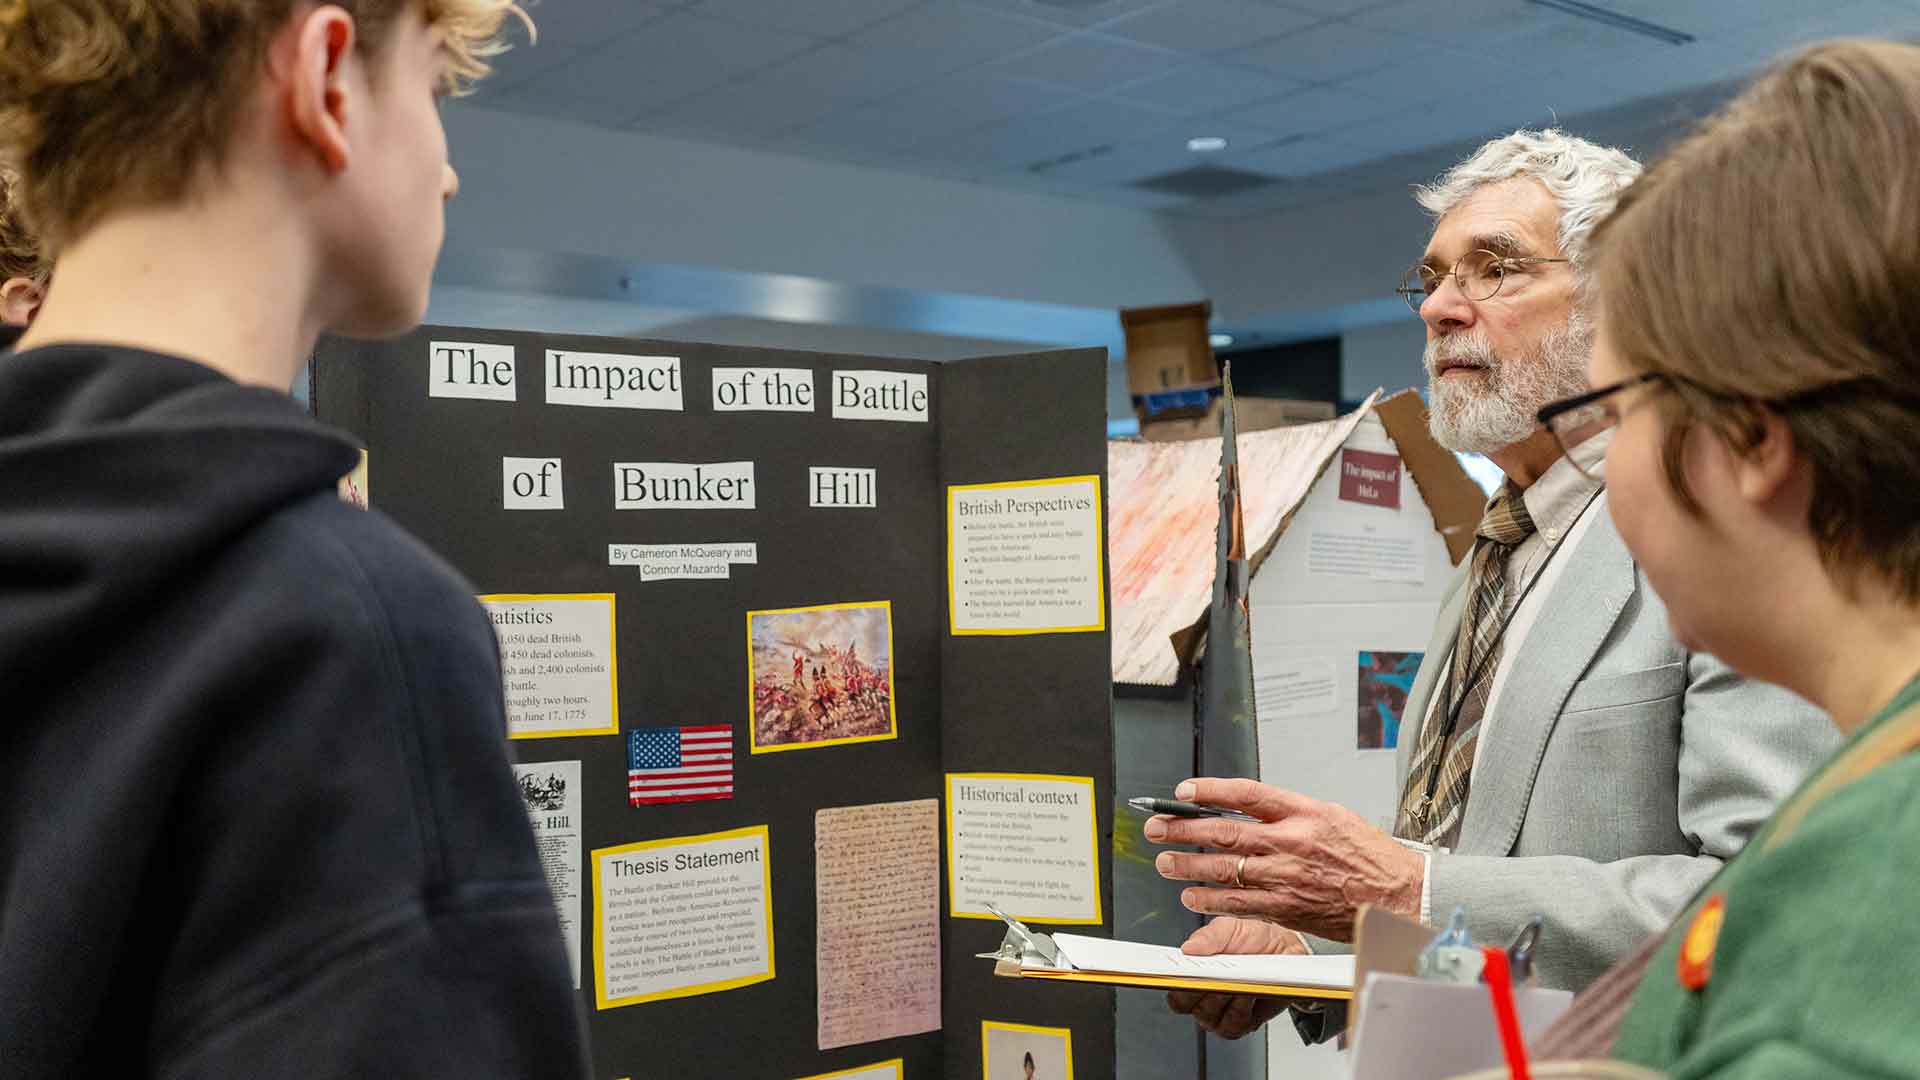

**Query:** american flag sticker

left=628, top=725, right=734, bottom=806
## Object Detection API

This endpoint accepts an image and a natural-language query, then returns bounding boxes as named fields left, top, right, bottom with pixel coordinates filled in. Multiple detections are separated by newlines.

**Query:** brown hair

left=0, top=0, right=527, bottom=253
left=1593, top=38, right=1920, bottom=601
left=0, top=164, right=44, bottom=284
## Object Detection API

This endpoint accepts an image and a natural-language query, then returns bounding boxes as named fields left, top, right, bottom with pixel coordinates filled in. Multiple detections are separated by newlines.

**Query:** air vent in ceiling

left=1131, top=165, right=1283, bottom=200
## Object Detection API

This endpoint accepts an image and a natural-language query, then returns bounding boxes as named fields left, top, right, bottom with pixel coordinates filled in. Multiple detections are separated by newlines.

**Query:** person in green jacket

left=1525, top=36, right=1920, bottom=1078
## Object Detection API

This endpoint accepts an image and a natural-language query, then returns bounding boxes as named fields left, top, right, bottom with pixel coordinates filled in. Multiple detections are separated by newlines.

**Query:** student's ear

left=1733, top=408, right=1800, bottom=509
left=0, top=277, right=43, bottom=327
left=281, top=6, right=358, bottom=174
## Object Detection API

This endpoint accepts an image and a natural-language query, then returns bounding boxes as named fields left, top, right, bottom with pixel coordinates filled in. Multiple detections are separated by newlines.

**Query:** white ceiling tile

left=1595, top=0, right=1815, bottom=36
left=788, top=74, right=1089, bottom=153
left=487, top=69, right=665, bottom=128
left=1332, top=103, right=1476, bottom=156
left=1487, top=18, right=1666, bottom=58
left=738, top=42, right=930, bottom=107
left=497, top=11, right=823, bottom=121
left=1316, top=46, right=1487, bottom=109
left=1109, top=62, right=1307, bottom=113
left=1614, top=47, right=1766, bottom=96
left=1410, top=88, right=1564, bottom=146
left=1345, top=0, right=1560, bottom=48
left=1483, top=28, right=1732, bottom=105
left=462, top=0, right=1920, bottom=212
left=1099, top=0, right=1325, bottom=53
left=1710, top=0, right=1920, bottom=65
left=1226, top=18, right=1428, bottom=84
left=775, top=124, right=936, bottom=160
left=1211, top=86, right=1400, bottom=138
left=638, top=80, right=847, bottom=142
left=509, top=0, right=688, bottom=44
left=478, top=1, right=680, bottom=96
left=921, top=97, right=1180, bottom=172
left=985, top=32, right=1186, bottom=92
left=934, top=71, right=1103, bottom=116
left=1515, top=83, right=1657, bottom=127
left=689, top=0, right=926, bottom=38
left=1271, top=0, right=1405, bottom=16
left=1337, top=41, right=1711, bottom=134
left=959, top=0, right=1175, bottom=31
left=1030, top=96, right=1189, bottom=140
left=840, top=4, right=1067, bottom=74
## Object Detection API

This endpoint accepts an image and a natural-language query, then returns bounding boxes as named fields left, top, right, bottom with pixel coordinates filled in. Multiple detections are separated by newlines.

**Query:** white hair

left=1415, top=129, right=1643, bottom=287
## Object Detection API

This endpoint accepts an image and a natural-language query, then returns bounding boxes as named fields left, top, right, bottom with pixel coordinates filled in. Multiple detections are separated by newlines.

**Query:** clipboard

left=978, top=904, right=1354, bottom=1002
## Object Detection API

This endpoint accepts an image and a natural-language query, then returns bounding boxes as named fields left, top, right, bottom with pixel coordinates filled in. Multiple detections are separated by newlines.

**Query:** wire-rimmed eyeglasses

left=1396, top=249, right=1571, bottom=315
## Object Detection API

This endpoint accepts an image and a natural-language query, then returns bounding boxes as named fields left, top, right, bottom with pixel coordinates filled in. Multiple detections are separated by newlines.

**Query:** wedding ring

left=1232, top=855, right=1248, bottom=889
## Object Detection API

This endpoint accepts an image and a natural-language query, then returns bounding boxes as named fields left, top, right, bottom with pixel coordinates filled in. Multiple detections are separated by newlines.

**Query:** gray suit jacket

left=1318, top=501, right=1835, bottom=992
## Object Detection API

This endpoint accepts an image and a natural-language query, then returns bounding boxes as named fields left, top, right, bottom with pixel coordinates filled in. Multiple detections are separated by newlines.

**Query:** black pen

left=1127, top=797, right=1261, bottom=823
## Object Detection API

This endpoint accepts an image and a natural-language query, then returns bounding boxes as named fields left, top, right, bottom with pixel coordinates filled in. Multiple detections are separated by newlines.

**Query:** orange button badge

left=1677, top=893, right=1726, bottom=991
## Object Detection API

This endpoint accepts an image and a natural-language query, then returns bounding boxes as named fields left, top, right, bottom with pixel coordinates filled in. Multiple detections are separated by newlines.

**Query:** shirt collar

left=1514, top=430, right=1609, bottom=542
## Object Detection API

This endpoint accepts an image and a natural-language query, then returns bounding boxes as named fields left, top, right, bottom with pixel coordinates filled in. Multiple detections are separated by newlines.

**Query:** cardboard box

left=1121, top=301, right=1218, bottom=398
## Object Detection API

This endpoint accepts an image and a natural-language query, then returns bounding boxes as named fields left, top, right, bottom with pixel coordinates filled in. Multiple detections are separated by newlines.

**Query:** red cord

left=1481, top=946, right=1532, bottom=1080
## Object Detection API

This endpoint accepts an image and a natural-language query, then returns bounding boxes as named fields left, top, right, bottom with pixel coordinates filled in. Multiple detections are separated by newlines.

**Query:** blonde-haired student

left=0, top=3, right=587, bottom=1075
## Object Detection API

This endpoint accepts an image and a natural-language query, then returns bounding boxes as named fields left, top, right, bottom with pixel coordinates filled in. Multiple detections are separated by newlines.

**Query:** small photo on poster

left=1358, top=650, right=1423, bottom=750
left=982, top=1020, right=1073, bottom=1080
left=748, top=601, right=896, bottom=754
left=512, top=760, right=582, bottom=989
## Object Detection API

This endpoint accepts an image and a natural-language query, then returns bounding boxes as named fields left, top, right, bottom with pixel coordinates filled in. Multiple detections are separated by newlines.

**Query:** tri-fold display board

left=310, top=327, right=1116, bottom=1080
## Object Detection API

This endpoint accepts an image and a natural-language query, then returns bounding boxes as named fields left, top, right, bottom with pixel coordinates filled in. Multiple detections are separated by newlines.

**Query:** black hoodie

left=0, top=346, right=588, bottom=1077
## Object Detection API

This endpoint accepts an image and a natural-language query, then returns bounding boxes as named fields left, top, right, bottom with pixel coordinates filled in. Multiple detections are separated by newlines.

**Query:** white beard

left=1425, top=310, right=1594, bottom=455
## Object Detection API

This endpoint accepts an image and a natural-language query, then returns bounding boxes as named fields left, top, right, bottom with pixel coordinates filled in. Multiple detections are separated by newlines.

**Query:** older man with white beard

left=1146, top=129, right=1837, bottom=1042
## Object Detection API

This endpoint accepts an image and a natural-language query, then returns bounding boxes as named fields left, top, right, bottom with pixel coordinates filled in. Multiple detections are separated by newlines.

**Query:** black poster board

left=311, top=327, right=1114, bottom=1080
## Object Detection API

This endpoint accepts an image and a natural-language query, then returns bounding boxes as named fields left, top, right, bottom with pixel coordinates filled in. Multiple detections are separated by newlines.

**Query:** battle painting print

left=748, top=600, right=897, bottom=753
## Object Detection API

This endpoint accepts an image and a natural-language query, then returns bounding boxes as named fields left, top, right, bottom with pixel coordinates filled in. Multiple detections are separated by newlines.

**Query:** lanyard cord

left=1416, top=486, right=1607, bottom=814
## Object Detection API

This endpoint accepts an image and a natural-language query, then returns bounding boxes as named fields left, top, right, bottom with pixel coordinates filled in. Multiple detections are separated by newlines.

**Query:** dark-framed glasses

left=1536, top=373, right=1666, bottom=481
left=1540, top=373, right=1900, bottom=482
left=1396, top=249, right=1572, bottom=315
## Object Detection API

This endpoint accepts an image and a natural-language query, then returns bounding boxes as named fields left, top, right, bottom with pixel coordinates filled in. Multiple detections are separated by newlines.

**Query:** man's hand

left=1165, top=917, right=1301, bottom=1039
left=1145, top=777, right=1423, bottom=942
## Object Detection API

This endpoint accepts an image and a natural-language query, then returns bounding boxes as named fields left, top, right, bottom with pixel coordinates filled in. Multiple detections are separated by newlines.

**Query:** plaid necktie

left=1396, top=485, right=1537, bottom=847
